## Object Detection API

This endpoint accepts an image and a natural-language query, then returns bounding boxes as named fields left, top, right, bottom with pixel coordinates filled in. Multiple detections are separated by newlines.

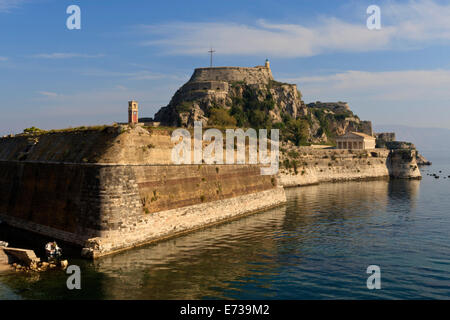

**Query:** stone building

left=375, top=132, right=396, bottom=142
left=335, top=131, right=376, bottom=150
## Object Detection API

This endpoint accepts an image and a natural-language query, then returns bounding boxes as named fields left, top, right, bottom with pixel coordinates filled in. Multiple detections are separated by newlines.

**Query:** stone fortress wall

left=375, top=132, right=396, bottom=142
left=189, top=66, right=274, bottom=85
left=0, top=161, right=285, bottom=258
left=0, top=127, right=286, bottom=258
left=278, top=147, right=421, bottom=187
left=182, top=80, right=229, bottom=93
left=0, top=126, right=421, bottom=258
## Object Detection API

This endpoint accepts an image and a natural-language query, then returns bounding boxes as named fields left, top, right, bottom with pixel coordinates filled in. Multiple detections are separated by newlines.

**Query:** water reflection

left=387, top=179, right=420, bottom=210
left=90, top=179, right=419, bottom=299
left=93, top=207, right=287, bottom=299
left=1, top=177, right=438, bottom=300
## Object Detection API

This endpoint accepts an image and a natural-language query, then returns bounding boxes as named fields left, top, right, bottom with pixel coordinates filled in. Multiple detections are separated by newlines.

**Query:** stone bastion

left=189, top=66, right=274, bottom=85
left=0, top=126, right=286, bottom=259
left=0, top=125, right=420, bottom=259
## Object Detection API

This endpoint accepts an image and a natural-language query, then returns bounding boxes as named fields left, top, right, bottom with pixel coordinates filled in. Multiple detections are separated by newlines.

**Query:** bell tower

left=128, top=100, right=138, bottom=124
left=265, top=59, right=270, bottom=69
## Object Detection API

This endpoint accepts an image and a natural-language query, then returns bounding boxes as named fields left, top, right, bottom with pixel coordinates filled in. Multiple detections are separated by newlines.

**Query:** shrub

left=282, top=119, right=310, bottom=146
left=151, top=190, right=158, bottom=202
left=176, top=101, right=194, bottom=113
left=23, top=127, right=45, bottom=134
left=229, top=84, right=275, bottom=129
left=293, top=161, right=298, bottom=174
left=208, top=108, right=237, bottom=127
left=287, top=150, right=299, bottom=158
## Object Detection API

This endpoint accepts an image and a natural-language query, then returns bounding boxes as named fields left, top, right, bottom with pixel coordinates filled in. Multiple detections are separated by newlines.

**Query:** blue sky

left=1, top=0, right=450, bottom=135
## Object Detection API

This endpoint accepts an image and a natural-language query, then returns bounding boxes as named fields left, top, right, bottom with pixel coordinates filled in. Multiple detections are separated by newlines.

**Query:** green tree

left=284, top=119, right=310, bottom=146
left=23, top=127, right=44, bottom=134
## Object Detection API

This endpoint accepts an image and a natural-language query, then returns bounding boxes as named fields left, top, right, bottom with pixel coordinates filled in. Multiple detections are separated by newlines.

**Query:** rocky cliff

left=154, top=63, right=373, bottom=145
left=387, top=149, right=422, bottom=179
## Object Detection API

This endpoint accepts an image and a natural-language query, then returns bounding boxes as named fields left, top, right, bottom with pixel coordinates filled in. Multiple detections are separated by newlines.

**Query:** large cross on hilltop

left=208, top=47, right=216, bottom=67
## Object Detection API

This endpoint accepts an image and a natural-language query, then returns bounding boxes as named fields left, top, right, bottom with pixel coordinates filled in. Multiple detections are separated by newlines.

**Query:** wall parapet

left=189, top=66, right=274, bottom=84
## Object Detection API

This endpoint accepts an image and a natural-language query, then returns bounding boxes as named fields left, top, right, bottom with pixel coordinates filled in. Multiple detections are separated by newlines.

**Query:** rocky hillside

left=154, top=65, right=373, bottom=145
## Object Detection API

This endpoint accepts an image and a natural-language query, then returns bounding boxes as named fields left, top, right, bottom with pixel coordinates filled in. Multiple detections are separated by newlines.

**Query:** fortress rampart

left=278, top=148, right=421, bottom=187
left=0, top=127, right=286, bottom=258
left=181, top=80, right=229, bottom=93
left=0, top=126, right=420, bottom=258
left=189, top=66, right=274, bottom=85
left=0, top=161, right=285, bottom=258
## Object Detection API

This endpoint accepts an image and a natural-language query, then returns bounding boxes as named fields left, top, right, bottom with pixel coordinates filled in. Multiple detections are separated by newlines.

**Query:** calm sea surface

left=1, top=150, right=449, bottom=300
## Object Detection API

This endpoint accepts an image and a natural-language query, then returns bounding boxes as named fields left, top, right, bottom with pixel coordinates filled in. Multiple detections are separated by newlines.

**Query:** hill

left=154, top=62, right=373, bottom=146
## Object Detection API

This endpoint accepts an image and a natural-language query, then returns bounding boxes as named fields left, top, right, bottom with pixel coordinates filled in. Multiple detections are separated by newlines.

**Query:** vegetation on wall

left=22, top=125, right=111, bottom=135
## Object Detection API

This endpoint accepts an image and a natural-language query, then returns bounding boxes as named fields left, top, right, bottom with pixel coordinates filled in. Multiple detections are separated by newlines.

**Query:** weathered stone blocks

left=0, top=161, right=285, bottom=258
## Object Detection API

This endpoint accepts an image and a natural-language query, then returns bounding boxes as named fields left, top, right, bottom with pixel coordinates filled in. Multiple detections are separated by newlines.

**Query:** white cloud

left=79, top=68, right=186, bottom=81
left=384, top=0, right=450, bottom=42
left=139, top=0, right=450, bottom=57
left=140, top=19, right=392, bottom=57
left=115, top=85, right=128, bottom=91
left=279, top=68, right=450, bottom=129
left=0, top=56, right=8, bottom=61
left=284, top=69, right=450, bottom=102
left=37, top=91, right=59, bottom=97
left=0, top=0, right=25, bottom=12
left=31, top=53, right=105, bottom=59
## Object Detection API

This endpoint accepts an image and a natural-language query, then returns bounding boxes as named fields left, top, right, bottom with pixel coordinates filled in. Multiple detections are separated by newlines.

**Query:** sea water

left=0, top=150, right=449, bottom=299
